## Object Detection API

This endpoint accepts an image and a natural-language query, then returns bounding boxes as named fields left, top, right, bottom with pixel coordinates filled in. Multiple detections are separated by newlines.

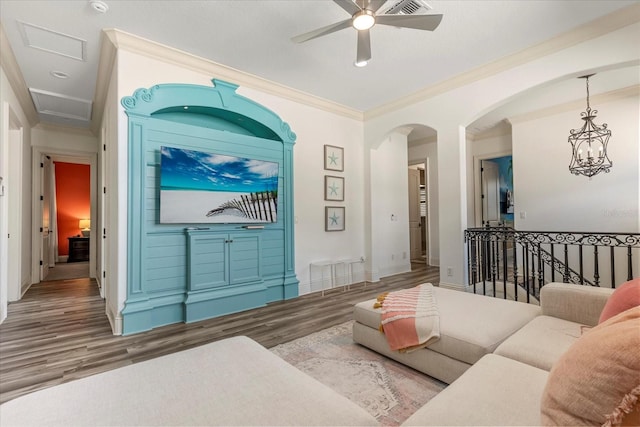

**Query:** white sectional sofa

left=0, top=336, right=378, bottom=426
left=354, top=281, right=640, bottom=426
left=2, top=281, right=635, bottom=427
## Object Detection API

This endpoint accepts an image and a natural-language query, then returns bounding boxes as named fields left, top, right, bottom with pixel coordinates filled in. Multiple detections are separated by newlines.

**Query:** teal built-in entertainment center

left=120, top=79, right=298, bottom=335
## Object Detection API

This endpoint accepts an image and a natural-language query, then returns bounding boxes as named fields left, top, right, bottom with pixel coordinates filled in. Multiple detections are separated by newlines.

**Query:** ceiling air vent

left=384, top=0, right=432, bottom=15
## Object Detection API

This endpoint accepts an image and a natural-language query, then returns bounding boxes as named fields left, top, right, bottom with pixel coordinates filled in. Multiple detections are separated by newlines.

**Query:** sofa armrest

left=540, top=282, right=614, bottom=326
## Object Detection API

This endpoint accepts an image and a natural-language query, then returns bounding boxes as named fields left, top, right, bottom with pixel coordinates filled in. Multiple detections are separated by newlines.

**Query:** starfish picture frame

left=324, top=175, right=344, bottom=201
left=324, top=145, right=344, bottom=171
left=325, top=206, right=345, bottom=232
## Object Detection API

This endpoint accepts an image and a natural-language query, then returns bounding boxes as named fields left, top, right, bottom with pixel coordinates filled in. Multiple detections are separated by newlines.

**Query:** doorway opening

left=408, top=163, right=429, bottom=264
left=32, top=148, right=98, bottom=288
left=474, top=153, right=513, bottom=228
left=480, top=156, right=514, bottom=227
left=43, top=160, right=91, bottom=281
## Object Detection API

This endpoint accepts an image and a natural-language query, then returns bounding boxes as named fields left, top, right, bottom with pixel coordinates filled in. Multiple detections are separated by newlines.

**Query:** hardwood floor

left=0, top=263, right=438, bottom=404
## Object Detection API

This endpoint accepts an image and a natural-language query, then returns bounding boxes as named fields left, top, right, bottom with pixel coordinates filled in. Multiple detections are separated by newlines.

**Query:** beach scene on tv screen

left=160, top=146, right=279, bottom=224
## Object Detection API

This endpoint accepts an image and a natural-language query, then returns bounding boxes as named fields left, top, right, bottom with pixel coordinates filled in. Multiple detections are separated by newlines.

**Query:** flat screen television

left=160, top=146, right=278, bottom=224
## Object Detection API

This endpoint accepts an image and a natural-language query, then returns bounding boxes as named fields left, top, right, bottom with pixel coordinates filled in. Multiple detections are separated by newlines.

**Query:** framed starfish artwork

left=324, top=175, right=344, bottom=201
left=325, top=206, right=345, bottom=231
left=324, top=145, right=344, bottom=171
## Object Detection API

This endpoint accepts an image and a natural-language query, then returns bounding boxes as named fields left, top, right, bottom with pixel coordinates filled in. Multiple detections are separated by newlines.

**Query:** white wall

left=101, top=58, right=120, bottom=333
left=408, top=140, right=439, bottom=266
left=512, top=93, right=639, bottom=233
left=31, top=126, right=98, bottom=152
left=114, top=50, right=367, bottom=321
left=363, top=22, right=640, bottom=288
left=0, top=65, right=32, bottom=321
left=371, top=131, right=411, bottom=279
left=239, top=87, right=366, bottom=293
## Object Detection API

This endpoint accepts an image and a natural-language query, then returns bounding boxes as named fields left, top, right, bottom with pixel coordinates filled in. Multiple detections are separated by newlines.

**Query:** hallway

left=43, top=262, right=89, bottom=281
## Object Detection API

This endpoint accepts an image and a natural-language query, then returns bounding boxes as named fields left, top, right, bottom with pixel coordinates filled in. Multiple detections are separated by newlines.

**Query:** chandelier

left=568, top=74, right=612, bottom=178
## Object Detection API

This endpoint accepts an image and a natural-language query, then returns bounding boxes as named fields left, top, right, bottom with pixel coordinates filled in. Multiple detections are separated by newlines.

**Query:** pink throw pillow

left=541, top=307, right=640, bottom=426
left=599, top=278, right=640, bottom=324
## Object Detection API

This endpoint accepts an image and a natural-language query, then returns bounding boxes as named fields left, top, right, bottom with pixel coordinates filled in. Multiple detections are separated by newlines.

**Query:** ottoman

left=353, top=284, right=541, bottom=384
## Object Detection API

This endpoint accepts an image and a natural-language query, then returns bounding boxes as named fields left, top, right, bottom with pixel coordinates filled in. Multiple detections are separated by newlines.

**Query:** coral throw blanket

left=375, top=283, right=440, bottom=352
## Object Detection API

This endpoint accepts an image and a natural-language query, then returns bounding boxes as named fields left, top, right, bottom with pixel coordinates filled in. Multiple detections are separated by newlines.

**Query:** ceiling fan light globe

left=354, top=60, right=369, bottom=67
left=353, top=10, right=375, bottom=30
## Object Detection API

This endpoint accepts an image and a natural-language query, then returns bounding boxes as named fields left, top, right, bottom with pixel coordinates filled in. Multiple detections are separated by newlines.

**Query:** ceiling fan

left=291, top=0, right=443, bottom=66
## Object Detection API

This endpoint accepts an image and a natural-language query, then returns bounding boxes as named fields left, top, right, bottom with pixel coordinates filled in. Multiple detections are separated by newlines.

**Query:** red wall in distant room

left=55, top=162, right=90, bottom=256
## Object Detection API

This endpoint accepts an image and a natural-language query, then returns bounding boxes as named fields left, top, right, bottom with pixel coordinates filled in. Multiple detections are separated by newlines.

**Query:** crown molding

left=365, top=3, right=640, bottom=120
left=508, top=85, right=639, bottom=125
left=0, top=22, right=39, bottom=126
left=102, top=28, right=363, bottom=122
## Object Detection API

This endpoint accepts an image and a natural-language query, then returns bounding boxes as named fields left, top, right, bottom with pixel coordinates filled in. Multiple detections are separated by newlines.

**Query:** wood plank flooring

left=0, top=263, right=438, bottom=404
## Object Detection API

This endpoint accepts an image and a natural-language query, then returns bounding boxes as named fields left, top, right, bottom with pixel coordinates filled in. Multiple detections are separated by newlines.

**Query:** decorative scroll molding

left=120, top=86, right=160, bottom=110
left=120, top=79, right=297, bottom=143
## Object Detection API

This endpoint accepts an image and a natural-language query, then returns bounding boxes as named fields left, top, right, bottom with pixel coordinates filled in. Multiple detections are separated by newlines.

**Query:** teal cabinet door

left=188, top=233, right=227, bottom=290
left=229, top=233, right=261, bottom=285
left=188, top=231, right=261, bottom=289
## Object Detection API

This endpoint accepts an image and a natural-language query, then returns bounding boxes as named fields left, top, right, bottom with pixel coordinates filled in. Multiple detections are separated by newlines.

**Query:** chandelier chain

left=586, top=75, right=590, bottom=111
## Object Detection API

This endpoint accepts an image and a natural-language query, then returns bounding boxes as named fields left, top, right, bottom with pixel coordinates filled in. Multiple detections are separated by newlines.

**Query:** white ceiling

left=0, top=0, right=638, bottom=133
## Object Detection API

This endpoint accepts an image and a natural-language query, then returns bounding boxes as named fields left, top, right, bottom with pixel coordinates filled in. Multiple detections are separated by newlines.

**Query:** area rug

left=270, top=321, right=446, bottom=426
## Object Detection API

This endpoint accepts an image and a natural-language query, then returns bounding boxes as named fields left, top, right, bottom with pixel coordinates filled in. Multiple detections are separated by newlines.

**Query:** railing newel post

left=593, top=246, right=600, bottom=287
left=579, top=246, right=584, bottom=286
left=627, top=246, right=633, bottom=282
left=610, top=246, right=615, bottom=288
left=563, top=244, right=570, bottom=283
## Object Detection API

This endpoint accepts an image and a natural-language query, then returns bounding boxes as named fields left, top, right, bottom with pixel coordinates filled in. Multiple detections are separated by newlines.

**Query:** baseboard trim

left=106, top=304, right=123, bottom=335
left=20, top=278, right=32, bottom=298
left=438, top=281, right=469, bottom=292
left=379, top=263, right=412, bottom=279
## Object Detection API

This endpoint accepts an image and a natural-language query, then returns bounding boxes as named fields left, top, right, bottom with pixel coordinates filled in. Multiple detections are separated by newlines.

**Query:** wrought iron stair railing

left=464, top=227, right=640, bottom=303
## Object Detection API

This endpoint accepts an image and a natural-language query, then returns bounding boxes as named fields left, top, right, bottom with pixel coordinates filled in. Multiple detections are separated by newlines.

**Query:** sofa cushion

left=541, top=306, right=640, bottom=427
left=599, top=278, right=640, bottom=323
left=494, top=315, right=585, bottom=371
left=540, top=282, right=613, bottom=326
left=0, top=336, right=379, bottom=426
left=354, top=286, right=541, bottom=365
left=402, top=354, right=549, bottom=426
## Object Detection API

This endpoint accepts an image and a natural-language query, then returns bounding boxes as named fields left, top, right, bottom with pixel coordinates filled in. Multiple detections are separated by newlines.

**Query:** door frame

left=40, top=154, right=54, bottom=279
left=408, top=159, right=430, bottom=265
left=1, top=102, right=25, bottom=307
left=473, top=150, right=512, bottom=228
left=31, top=146, right=97, bottom=285
left=408, top=167, right=421, bottom=260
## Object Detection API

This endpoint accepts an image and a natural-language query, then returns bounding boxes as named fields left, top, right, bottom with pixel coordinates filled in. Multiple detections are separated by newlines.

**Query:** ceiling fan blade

left=333, top=0, right=362, bottom=15
left=291, top=18, right=352, bottom=43
left=356, top=29, right=372, bottom=64
left=376, top=13, right=443, bottom=31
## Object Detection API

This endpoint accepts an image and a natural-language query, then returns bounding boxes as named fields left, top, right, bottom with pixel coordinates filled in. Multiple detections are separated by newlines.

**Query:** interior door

left=481, top=160, right=500, bottom=226
left=408, top=168, right=421, bottom=260
left=40, top=155, right=53, bottom=279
